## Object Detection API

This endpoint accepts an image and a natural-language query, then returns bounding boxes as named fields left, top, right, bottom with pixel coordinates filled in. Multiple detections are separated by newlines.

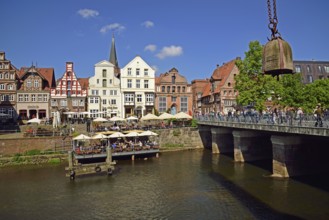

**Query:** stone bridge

left=197, top=119, right=329, bottom=178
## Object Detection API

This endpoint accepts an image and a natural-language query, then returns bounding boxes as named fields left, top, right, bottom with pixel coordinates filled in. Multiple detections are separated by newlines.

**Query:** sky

left=1, top=0, right=329, bottom=83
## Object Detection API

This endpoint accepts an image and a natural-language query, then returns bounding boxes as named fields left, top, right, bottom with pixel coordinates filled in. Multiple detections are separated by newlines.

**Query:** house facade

left=88, top=60, right=121, bottom=118
left=50, top=62, right=88, bottom=118
left=191, top=79, right=209, bottom=115
left=293, top=60, right=329, bottom=84
left=17, top=65, right=56, bottom=119
left=200, top=59, right=239, bottom=115
left=0, top=52, right=19, bottom=120
left=155, top=68, right=193, bottom=115
left=121, top=56, right=155, bottom=118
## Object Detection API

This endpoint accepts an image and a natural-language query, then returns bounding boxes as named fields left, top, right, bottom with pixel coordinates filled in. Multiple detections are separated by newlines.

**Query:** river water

left=0, top=149, right=328, bottom=220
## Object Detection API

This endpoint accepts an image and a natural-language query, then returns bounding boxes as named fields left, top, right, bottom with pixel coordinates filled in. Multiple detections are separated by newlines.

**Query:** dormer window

left=172, top=74, right=176, bottom=84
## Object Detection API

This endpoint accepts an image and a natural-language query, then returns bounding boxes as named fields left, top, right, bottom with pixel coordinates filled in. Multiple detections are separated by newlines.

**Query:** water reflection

left=0, top=150, right=328, bottom=219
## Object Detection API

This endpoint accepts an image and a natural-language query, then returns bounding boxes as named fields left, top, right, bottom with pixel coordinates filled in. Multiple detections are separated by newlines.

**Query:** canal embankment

left=0, top=125, right=204, bottom=166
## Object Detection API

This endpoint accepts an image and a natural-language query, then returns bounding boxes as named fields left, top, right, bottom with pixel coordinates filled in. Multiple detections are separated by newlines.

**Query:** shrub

left=172, top=129, right=181, bottom=136
left=24, top=149, right=41, bottom=156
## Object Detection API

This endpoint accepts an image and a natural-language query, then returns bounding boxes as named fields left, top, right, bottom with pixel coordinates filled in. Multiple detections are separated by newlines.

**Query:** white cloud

left=100, top=23, right=126, bottom=34
left=156, top=45, right=183, bottom=59
left=77, top=9, right=99, bottom=18
left=144, top=44, right=157, bottom=52
left=141, top=20, right=154, bottom=28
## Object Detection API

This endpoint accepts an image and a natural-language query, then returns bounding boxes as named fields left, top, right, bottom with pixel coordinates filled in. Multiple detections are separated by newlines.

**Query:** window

left=307, top=65, right=311, bottom=73
left=5, top=73, right=9, bottom=79
left=110, top=90, right=117, bottom=96
left=79, top=99, right=84, bottom=106
left=67, top=81, right=71, bottom=89
left=128, top=79, right=132, bottom=88
left=24, top=94, right=29, bottom=102
left=103, top=99, right=107, bottom=105
left=72, top=99, right=78, bottom=106
left=109, top=79, right=112, bottom=84
left=0, top=84, right=4, bottom=90
left=102, top=69, right=107, bottom=77
left=180, top=97, right=188, bottom=112
left=128, top=68, right=132, bottom=76
left=161, top=86, right=165, bottom=92
left=10, top=73, right=15, bottom=79
left=94, top=97, right=99, bottom=104
left=324, top=66, right=329, bottom=73
left=144, top=68, right=148, bottom=76
left=27, top=80, right=32, bottom=88
left=124, top=93, right=134, bottom=102
left=103, top=90, right=106, bottom=95
left=102, top=79, right=107, bottom=87
left=0, top=74, right=2, bottom=79
left=136, top=94, right=142, bottom=102
left=295, top=65, right=301, bottom=73
left=182, top=86, right=186, bottom=92
left=136, top=79, right=140, bottom=88
left=172, top=75, right=176, bottom=84
left=43, top=95, right=48, bottom=102
left=111, top=99, right=116, bottom=105
left=18, top=94, right=23, bottom=102
left=307, top=75, right=313, bottom=83
left=60, top=99, right=67, bottom=106
left=146, top=93, right=154, bottom=102
left=91, top=90, right=99, bottom=95
left=136, top=68, right=140, bottom=76
left=172, top=86, right=175, bottom=93
left=172, top=96, right=176, bottom=102
left=31, top=94, right=36, bottom=102
left=177, top=86, right=181, bottom=93
left=51, top=99, right=57, bottom=106
left=97, top=79, right=99, bottom=84
left=38, top=94, right=42, bottom=102
left=144, top=80, right=149, bottom=88
left=318, top=66, right=322, bottom=73
left=167, top=86, right=170, bottom=93
left=159, top=97, right=167, bottom=112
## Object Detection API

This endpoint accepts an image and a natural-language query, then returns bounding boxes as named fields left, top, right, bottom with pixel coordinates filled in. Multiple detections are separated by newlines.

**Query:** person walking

left=296, top=107, right=304, bottom=126
left=315, top=105, right=323, bottom=127
left=86, top=117, right=91, bottom=132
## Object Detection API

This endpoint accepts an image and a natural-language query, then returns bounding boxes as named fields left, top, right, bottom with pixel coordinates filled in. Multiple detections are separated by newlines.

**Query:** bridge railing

left=196, top=113, right=329, bottom=128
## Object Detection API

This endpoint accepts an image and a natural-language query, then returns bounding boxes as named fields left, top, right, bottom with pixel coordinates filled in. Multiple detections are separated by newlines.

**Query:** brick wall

left=0, top=136, right=72, bottom=156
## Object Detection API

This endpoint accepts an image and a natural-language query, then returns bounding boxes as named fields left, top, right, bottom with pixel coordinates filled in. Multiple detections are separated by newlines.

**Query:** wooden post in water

left=68, top=151, right=73, bottom=169
left=106, top=146, right=112, bottom=164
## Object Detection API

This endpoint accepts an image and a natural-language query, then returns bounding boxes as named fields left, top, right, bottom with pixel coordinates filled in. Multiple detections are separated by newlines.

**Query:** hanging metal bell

left=262, top=38, right=294, bottom=76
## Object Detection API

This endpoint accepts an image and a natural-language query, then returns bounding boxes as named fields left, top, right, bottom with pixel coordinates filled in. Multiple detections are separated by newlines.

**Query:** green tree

left=274, top=73, right=304, bottom=109
left=235, top=41, right=278, bottom=112
left=303, top=79, right=329, bottom=112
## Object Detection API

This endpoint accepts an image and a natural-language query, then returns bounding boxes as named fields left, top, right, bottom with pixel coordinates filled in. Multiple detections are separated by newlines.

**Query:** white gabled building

left=120, top=55, right=155, bottom=118
left=88, top=36, right=122, bottom=118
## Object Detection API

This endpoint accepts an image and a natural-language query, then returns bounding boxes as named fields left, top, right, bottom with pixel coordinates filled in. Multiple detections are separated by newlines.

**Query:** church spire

left=109, top=33, right=119, bottom=68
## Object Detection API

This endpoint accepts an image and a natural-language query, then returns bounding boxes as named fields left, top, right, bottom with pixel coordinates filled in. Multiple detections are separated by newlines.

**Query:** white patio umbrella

left=108, top=132, right=125, bottom=138
left=91, top=133, right=109, bottom=139
left=109, top=116, right=126, bottom=122
left=139, top=130, right=158, bottom=136
left=93, top=117, right=108, bottom=122
left=174, top=112, right=192, bottom=120
left=27, top=118, right=41, bottom=124
left=73, top=134, right=91, bottom=140
left=158, top=112, right=175, bottom=120
left=124, top=131, right=140, bottom=137
left=140, top=113, right=159, bottom=121
left=126, top=116, right=138, bottom=121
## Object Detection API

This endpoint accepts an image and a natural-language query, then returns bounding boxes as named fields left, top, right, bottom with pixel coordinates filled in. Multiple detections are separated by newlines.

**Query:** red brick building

left=200, top=59, right=239, bottom=115
left=155, top=68, right=193, bottom=115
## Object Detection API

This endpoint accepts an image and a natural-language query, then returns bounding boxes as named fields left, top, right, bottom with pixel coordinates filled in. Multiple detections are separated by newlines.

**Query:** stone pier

left=211, top=127, right=233, bottom=154
left=233, top=130, right=272, bottom=162
left=198, top=126, right=212, bottom=149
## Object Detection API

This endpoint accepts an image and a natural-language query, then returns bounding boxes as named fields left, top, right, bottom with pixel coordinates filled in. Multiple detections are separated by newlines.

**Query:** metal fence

left=196, top=113, right=329, bottom=128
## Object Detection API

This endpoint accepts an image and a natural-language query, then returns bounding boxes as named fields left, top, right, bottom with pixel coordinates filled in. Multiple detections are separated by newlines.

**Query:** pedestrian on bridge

left=315, top=105, right=323, bottom=127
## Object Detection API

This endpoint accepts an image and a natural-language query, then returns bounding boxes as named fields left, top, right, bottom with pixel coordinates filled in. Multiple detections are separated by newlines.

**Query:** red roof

left=18, top=66, right=55, bottom=90
left=78, top=78, right=89, bottom=90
